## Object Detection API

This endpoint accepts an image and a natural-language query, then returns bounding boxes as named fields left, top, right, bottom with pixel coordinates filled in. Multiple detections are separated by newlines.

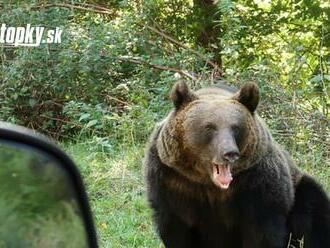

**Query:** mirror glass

left=0, top=141, right=88, bottom=247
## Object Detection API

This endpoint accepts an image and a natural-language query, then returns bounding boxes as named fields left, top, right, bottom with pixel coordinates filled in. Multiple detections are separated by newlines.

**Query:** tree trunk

left=193, top=0, right=222, bottom=71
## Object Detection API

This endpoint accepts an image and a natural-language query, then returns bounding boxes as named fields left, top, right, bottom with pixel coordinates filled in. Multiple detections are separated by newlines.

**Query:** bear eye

left=231, top=124, right=240, bottom=135
left=204, top=123, right=217, bottom=131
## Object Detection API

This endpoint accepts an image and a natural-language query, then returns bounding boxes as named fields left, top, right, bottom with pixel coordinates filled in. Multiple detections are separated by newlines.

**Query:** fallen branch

left=105, top=95, right=130, bottom=106
left=117, top=56, right=196, bottom=80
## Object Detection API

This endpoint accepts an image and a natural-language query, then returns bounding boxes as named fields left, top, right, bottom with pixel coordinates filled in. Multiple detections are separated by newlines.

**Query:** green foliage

left=0, top=0, right=328, bottom=155
left=0, top=1, right=178, bottom=142
left=220, top=0, right=330, bottom=115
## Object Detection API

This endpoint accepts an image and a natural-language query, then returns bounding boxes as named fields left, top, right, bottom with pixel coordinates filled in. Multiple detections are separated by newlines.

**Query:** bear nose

left=223, top=151, right=240, bottom=163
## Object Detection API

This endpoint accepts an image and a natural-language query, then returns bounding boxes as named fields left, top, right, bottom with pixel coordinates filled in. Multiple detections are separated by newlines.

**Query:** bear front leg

left=241, top=213, right=289, bottom=248
left=154, top=210, right=199, bottom=248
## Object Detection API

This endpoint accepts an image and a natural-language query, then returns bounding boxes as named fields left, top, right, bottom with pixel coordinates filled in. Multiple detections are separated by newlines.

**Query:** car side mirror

left=0, top=122, right=98, bottom=247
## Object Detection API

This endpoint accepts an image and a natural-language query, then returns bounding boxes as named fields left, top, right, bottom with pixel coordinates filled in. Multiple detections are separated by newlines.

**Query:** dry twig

left=32, top=3, right=115, bottom=16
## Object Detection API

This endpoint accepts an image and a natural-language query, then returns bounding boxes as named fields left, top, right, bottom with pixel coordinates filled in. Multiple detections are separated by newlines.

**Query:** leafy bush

left=0, top=1, right=328, bottom=151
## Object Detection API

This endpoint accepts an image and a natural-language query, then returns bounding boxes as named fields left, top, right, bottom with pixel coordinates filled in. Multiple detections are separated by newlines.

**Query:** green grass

left=289, top=142, right=330, bottom=192
left=62, top=139, right=329, bottom=248
left=63, top=141, right=163, bottom=248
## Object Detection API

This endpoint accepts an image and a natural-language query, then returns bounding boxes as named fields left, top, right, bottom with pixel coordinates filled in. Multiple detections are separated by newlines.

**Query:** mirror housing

left=0, top=121, right=98, bottom=247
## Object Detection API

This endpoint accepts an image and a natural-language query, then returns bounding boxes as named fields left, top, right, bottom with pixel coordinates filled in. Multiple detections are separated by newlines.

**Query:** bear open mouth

left=212, top=164, right=233, bottom=190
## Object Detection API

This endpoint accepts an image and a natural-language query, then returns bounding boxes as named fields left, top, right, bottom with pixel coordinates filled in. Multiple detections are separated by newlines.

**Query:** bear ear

left=233, top=82, right=260, bottom=113
left=170, top=81, right=197, bottom=109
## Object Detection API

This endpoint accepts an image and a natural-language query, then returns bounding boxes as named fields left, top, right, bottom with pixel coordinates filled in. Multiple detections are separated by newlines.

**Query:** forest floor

left=63, top=140, right=329, bottom=248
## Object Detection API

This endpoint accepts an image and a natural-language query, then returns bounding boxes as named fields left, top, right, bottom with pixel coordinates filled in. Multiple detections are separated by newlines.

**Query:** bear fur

left=144, top=81, right=330, bottom=248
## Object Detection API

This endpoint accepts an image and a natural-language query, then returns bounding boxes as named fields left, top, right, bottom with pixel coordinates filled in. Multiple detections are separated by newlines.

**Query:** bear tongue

left=212, top=164, right=233, bottom=190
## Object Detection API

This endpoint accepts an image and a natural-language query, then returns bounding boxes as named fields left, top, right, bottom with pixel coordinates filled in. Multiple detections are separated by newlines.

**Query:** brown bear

left=144, top=81, right=330, bottom=248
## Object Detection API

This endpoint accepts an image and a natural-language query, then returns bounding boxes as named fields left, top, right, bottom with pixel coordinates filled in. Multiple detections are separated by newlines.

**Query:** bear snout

left=216, top=133, right=240, bottom=164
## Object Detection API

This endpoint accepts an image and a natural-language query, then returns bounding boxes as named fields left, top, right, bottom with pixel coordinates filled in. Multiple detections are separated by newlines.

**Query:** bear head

left=157, top=81, right=263, bottom=190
